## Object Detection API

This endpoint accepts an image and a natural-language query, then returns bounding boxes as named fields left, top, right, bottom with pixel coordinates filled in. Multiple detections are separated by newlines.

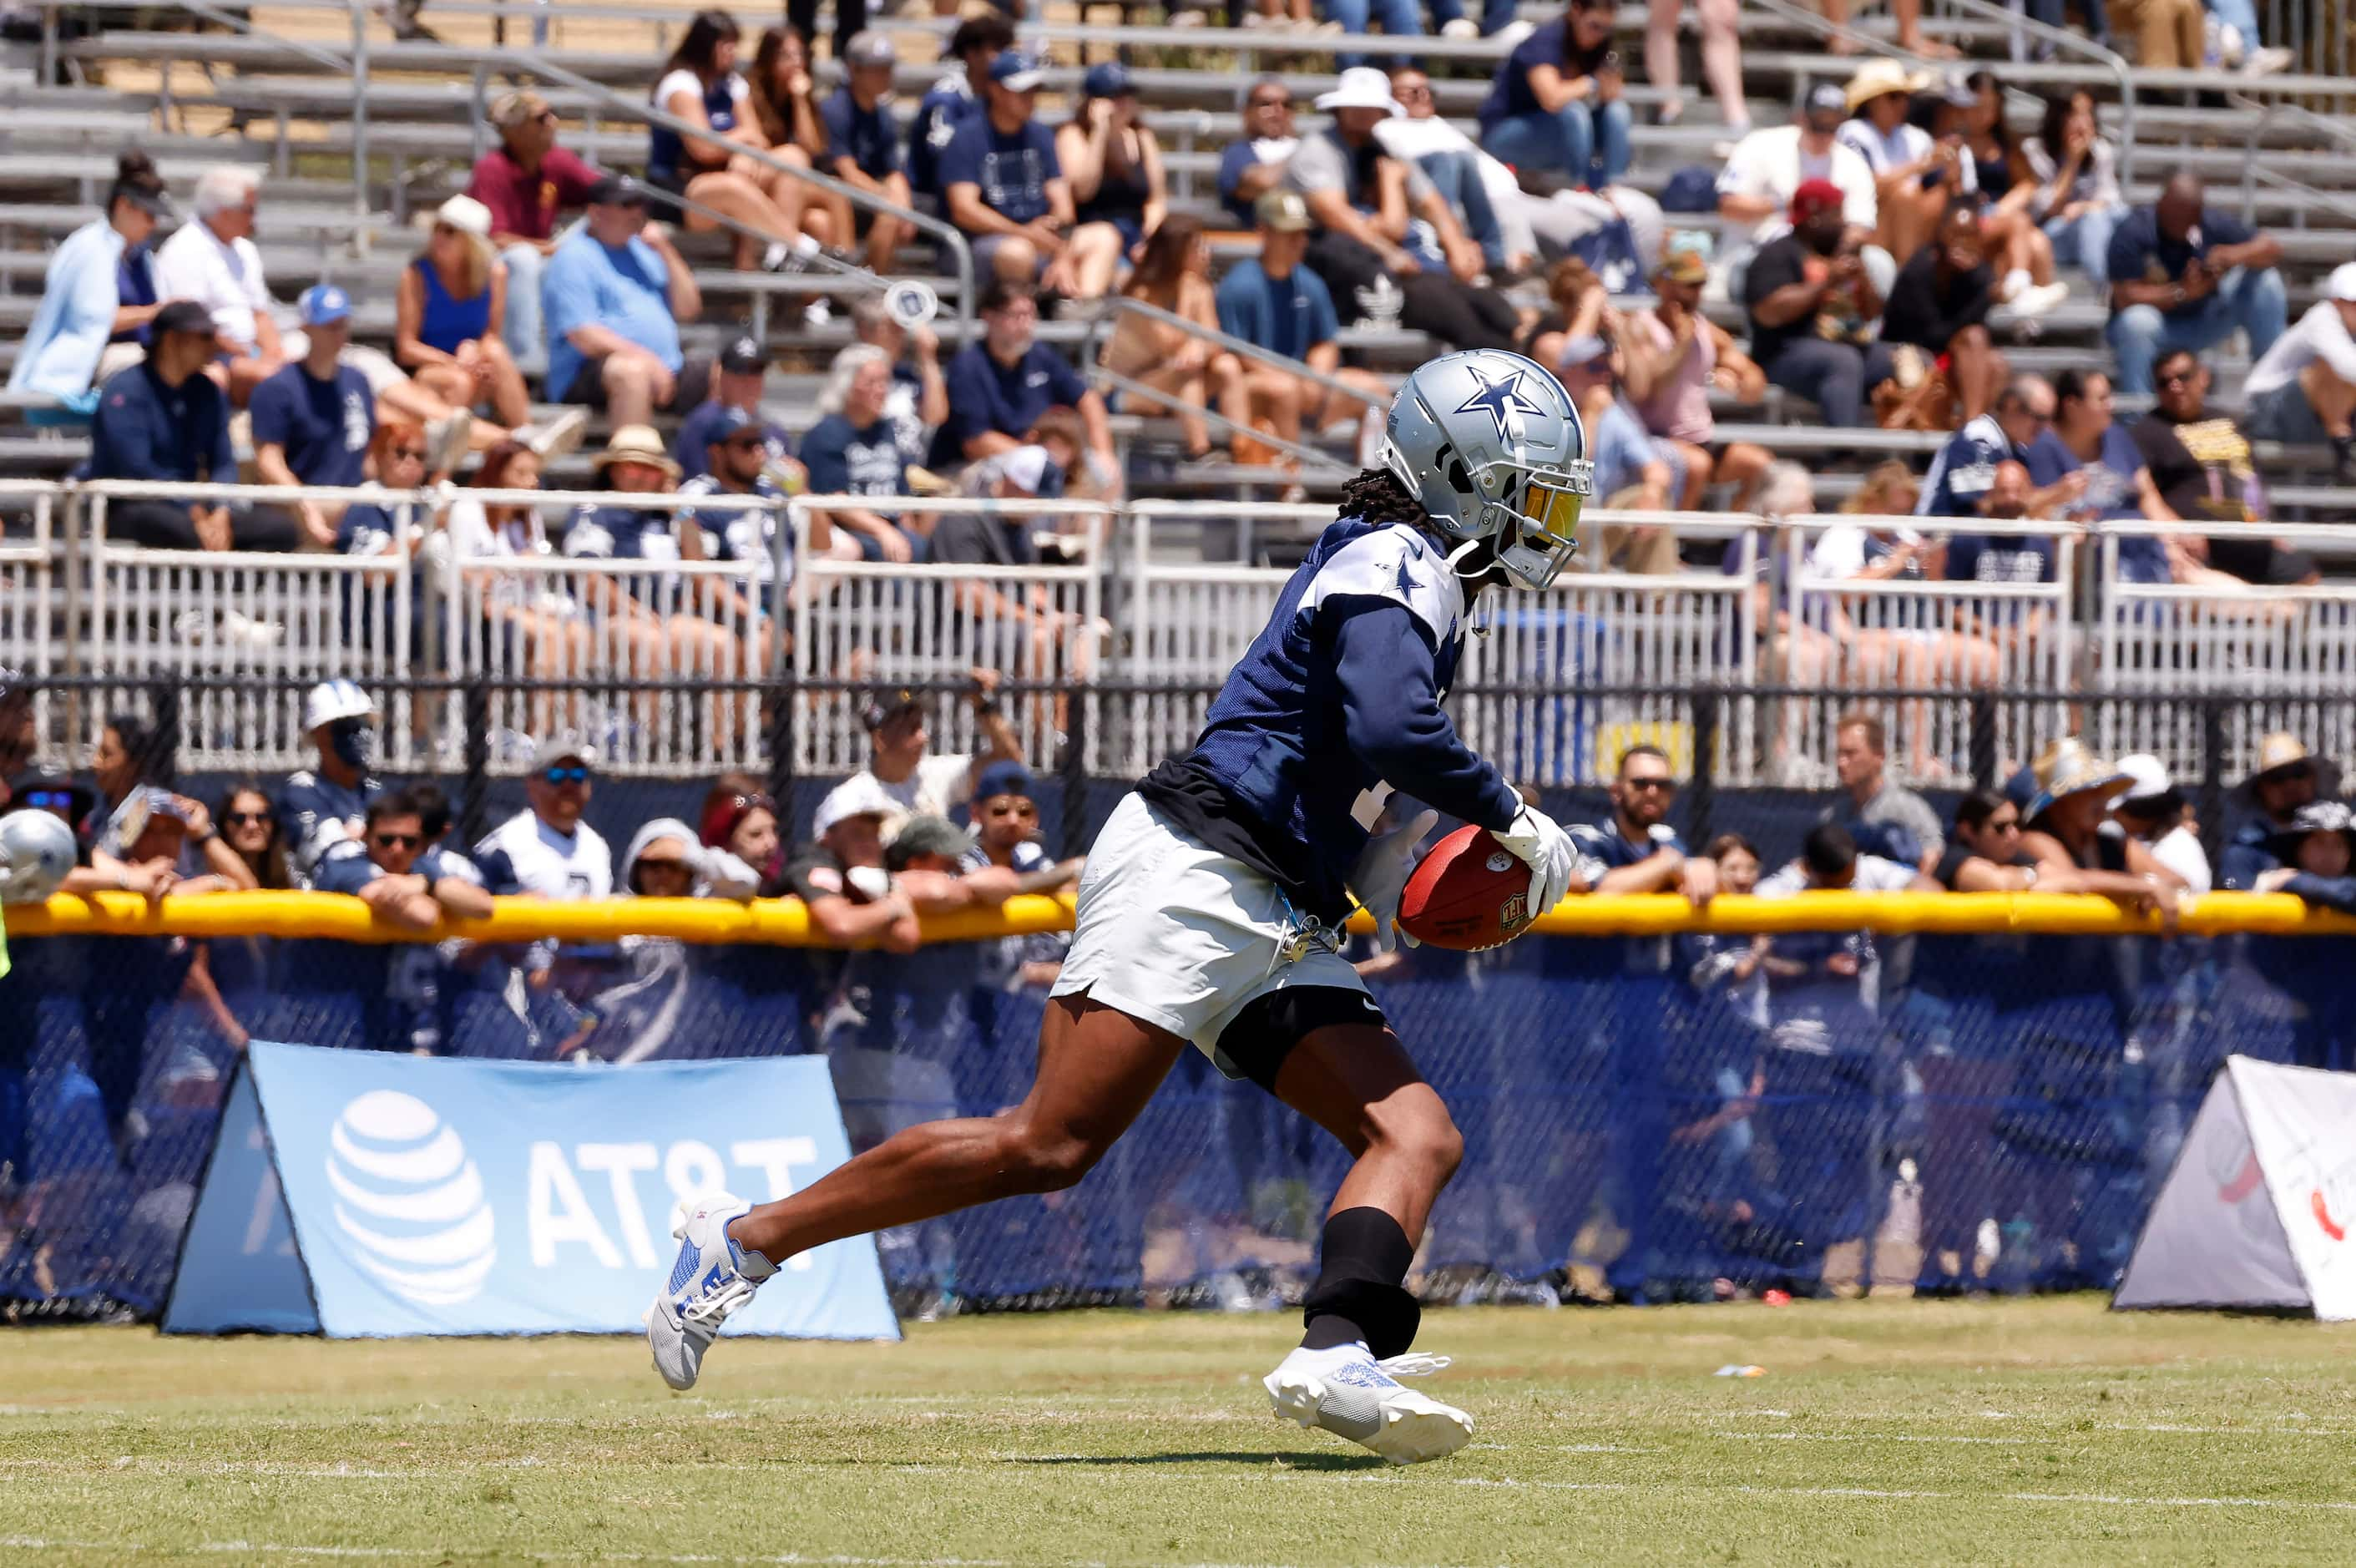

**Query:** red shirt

left=465, top=144, right=601, bottom=243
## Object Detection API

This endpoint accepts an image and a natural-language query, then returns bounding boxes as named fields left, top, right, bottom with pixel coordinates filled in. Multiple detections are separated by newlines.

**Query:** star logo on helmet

left=1454, top=364, right=1547, bottom=443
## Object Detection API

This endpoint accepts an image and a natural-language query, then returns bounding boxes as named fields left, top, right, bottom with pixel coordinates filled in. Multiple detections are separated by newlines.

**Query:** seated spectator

left=802, top=344, right=918, bottom=561
left=1056, top=63, right=1165, bottom=301
left=623, top=815, right=758, bottom=902
left=1743, top=180, right=1895, bottom=429
left=1569, top=744, right=1711, bottom=904
left=699, top=775, right=781, bottom=890
left=815, top=30, right=913, bottom=275
left=1919, top=372, right=2063, bottom=519
left=2242, top=260, right=2356, bottom=481
left=1477, top=0, right=1631, bottom=190
left=1716, top=86, right=1877, bottom=254
left=2221, top=731, right=2333, bottom=888
left=465, top=89, right=603, bottom=376
left=850, top=291, right=948, bottom=470
left=543, top=175, right=708, bottom=426
left=675, top=405, right=793, bottom=656
left=313, top=788, right=493, bottom=930
left=2030, top=367, right=2223, bottom=586
left=1621, top=238, right=1773, bottom=511
left=1942, top=458, right=2059, bottom=590
left=940, top=52, right=1077, bottom=290
left=1214, top=190, right=1390, bottom=463
left=1646, top=0, right=1745, bottom=136
left=645, top=9, right=820, bottom=272
left=2106, top=173, right=2287, bottom=396
left=1557, top=335, right=1680, bottom=574
left=931, top=283, right=1115, bottom=483
left=1520, top=255, right=1611, bottom=372
left=2019, top=89, right=2126, bottom=290
left=1836, top=60, right=1957, bottom=265
left=1823, top=710, right=1943, bottom=873
left=2113, top=753, right=2212, bottom=894
left=430, top=441, right=592, bottom=734
left=936, top=447, right=1112, bottom=682
left=1381, top=66, right=1519, bottom=281
left=250, top=286, right=381, bottom=551
left=216, top=780, right=291, bottom=890
left=906, top=12, right=1015, bottom=208
left=2131, top=350, right=2318, bottom=585
left=1952, top=72, right=2068, bottom=320
left=1105, top=216, right=1292, bottom=470
left=394, top=195, right=533, bottom=438
left=8, top=150, right=172, bottom=415
left=1880, top=204, right=2005, bottom=424
left=280, top=678, right=385, bottom=882
left=746, top=25, right=829, bottom=173
left=151, top=165, right=281, bottom=404
left=2249, top=802, right=2356, bottom=912
left=2106, top=0, right=2205, bottom=68
left=1289, top=69, right=1518, bottom=352
left=88, top=301, right=270, bottom=552
left=1218, top=77, right=1300, bottom=230
left=1934, top=787, right=2040, bottom=889
left=674, top=333, right=796, bottom=482
left=2019, top=738, right=2187, bottom=904
left=565, top=426, right=741, bottom=685
left=837, top=675, right=1020, bottom=835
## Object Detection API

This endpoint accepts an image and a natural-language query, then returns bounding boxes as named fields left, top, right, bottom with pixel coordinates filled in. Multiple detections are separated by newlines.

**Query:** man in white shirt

left=816, top=672, right=1023, bottom=844
left=473, top=731, right=613, bottom=980
left=153, top=165, right=283, bottom=405
left=2243, top=260, right=2356, bottom=482
left=2111, top=753, right=2213, bottom=895
left=1716, top=84, right=1878, bottom=249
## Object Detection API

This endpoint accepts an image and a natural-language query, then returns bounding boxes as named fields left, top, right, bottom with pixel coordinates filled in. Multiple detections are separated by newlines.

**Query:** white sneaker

left=2010, top=281, right=2070, bottom=320
left=645, top=1193, right=773, bottom=1390
left=2244, top=45, right=2294, bottom=73
left=1439, top=16, right=1478, bottom=37
left=1263, top=1343, right=1474, bottom=1465
left=521, top=407, right=589, bottom=461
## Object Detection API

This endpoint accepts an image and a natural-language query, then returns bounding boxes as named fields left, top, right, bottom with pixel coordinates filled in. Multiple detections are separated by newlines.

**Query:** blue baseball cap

left=708, top=405, right=762, bottom=442
left=1083, top=61, right=1133, bottom=99
left=988, top=52, right=1045, bottom=91
left=298, top=284, right=352, bottom=326
left=973, top=760, right=1034, bottom=804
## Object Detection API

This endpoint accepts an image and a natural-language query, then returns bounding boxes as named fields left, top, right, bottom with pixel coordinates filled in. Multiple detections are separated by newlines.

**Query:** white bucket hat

left=1314, top=66, right=1403, bottom=117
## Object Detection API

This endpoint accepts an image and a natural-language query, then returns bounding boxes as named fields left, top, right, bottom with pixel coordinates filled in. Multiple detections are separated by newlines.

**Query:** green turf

left=2, top=1297, right=2353, bottom=1565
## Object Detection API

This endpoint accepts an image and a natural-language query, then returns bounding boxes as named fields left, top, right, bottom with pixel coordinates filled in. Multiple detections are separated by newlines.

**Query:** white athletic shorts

left=1051, top=792, right=1377, bottom=1080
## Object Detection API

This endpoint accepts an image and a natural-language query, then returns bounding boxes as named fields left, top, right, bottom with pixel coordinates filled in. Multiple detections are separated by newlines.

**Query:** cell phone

left=1600, top=50, right=1620, bottom=70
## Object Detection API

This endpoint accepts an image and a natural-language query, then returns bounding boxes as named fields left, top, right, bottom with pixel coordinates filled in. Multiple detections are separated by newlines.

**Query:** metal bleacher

left=0, top=0, right=2351, bottom=541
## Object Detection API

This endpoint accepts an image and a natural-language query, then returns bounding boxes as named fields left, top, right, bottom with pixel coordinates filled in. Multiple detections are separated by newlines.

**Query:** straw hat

left=2025, top=737, right=2131, bottom=821
left=1843, top=58, right=1932, bottom=114
left=590, top=424, right=681, bottom=480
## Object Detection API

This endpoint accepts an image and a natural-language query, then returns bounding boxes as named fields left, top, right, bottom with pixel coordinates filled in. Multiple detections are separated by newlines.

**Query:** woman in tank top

left=394, top=195, right=531, bottom=432
left=1054, top=62, right=1165, bottom=301
left=647, top=9, right=818, bottom=272
left=1101, top=215, right=1301, bottom=471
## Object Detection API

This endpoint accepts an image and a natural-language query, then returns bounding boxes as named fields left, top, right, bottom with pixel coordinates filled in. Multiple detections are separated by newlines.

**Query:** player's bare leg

left=647, top=996, right=1185, bottom=1388
left=1260, top=1021, right=1476, bottom=1464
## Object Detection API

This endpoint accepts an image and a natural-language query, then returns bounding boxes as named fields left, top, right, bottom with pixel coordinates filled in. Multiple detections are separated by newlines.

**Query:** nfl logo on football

left=1499, top=892, right=1528, bottom=930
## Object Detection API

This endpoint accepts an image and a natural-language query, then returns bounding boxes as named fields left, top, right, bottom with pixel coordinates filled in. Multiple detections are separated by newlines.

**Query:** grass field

left=2, top=1297, right=2353, bottom=1565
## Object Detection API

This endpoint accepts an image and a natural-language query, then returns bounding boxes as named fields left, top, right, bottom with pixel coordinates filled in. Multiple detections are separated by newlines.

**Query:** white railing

left=8, top=481, right=2356, bottom=783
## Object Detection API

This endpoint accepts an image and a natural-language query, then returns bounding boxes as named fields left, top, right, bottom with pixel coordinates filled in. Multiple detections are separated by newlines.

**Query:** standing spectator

left=88, top=300, right=270, bottom=551
left=784, top=0, right=866, bottom=72
left=151, top=165, right=281, bottom=404
left=2019, top=89, right=2126, bottom=291
left=394, top=195, right=533, bottom=439
left=2020, top=739, right=2186, bottom=902
left=622, top=816, right=758, bottom=902
left=645, top=9, right=821, bottom=273
left=673, top=333, right=795, bottom=482
left=1288, top=69, right=1518, bottom=352
left=1823, top=710, right=1944, bottom=872
left=1556, top=335, right=1680, bottom=574
left=250, top=285, right=379, bottom=551
left=1477, top=0, right=1631, bottom=190
left=939, top=52, right=1076, bottom=291
left=801, top=344, right=918, bottom=561
left=1918, top=372, right=2063, bottom=519
left=1879, top=204, right=2005, bottom=423
left=700, top=775, right=781, bottom=890
left=1646, top=0, right=1745, bottom=138
left=2113, top=753, right=2212, bottom=894
left=1215, top=190, right=1389, bottom=461
left=312, top=789, right=493, bottom=931
left=1716, top=86, right=1877, bottom=250
left=1217, top=77, right=1300, bottom=229
left=817, top=31, right=913, bottom=276
left=279, top=678, right=385, bottom=883
left=929, top=283, right=1115, bottom=483
left=9, top=150, right=173, bottom=413
left=2242, top=261, right=2356, bottom=482
left=1742, top=180, right=1896, bottom=429
left=850, top=291, right=948, bottom=470
left=962, top=760, right=1079, bottom=992
left=1621, top=238, right=1773, bottom=512
left=473, top=733, right=611, bottom=984
left=2219, top=732, right=2333, bottom=888
left=466, top=89, right=604, bottom=375
left=2106, top=173, right=2287, bottom=397
left=906, top=13, right=1015, bottom=207
left=543, top=175, right=707, bottom=427
left=2130, top=351, right=2318, bottom=586
left=1933, top=788, right=2040, bottom=889
left=564, top=426, right=742, bottom=682
left=830, top=675, right=1022, bottom=837
left=1104, top=216, right=1292, bottom=469
left=1570, top=744, right=1716, bottom=904
left=2029, top=367, right=2203, bottom=585
left=1056, top=62, right=1165, bottom=301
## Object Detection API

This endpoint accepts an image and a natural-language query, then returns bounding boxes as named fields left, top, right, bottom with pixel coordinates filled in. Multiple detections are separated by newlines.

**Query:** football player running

left=649, top=349, right=1591, bottom=1465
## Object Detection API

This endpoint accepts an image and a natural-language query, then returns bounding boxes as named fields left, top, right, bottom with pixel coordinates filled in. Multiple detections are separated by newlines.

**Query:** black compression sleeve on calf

left=1300, top=1206, right=1421, bottom=1360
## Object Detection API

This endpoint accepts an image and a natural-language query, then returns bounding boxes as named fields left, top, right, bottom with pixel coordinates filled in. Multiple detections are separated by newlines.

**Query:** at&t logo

left=325, top=1090, right=498, bottom=1306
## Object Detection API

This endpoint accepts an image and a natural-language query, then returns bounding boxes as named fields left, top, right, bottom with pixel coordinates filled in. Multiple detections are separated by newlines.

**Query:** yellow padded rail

left=6, top=890, right=2353, bottom=943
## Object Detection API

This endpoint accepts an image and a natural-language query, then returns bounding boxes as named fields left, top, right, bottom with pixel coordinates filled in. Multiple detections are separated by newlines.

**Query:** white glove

left=1350, top=807, right=1439, bottom=953
left=1494, top=801, right=1577, bottom=922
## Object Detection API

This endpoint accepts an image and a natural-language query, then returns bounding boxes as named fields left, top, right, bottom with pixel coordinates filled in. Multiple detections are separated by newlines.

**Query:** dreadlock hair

left=1339, top=467, right=1423, bottom=526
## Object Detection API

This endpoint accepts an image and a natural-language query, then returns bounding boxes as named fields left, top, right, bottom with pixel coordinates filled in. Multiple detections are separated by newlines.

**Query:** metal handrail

left=1095, top=296, right=1385, bottom=414
left=463, top=53, right=974, bottom=334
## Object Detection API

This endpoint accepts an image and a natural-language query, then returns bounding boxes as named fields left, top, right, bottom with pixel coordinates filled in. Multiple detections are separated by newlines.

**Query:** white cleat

left=645, top=1193, right=771, bottom=1390
left=1263, top=1343, right=1474, bottom=1465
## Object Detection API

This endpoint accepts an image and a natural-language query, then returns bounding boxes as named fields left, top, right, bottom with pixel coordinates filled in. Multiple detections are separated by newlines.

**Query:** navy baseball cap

left=587, top=173, right=650, bottom=206
left=298, top=284, right=352, bottom=326
left=988, top=52, right=1045, bottom=91
left=709, top=405, right=763, bottom=442
left=720, top=334, right=766, bottom=375
left=1083, top=61, right=1133, bottom=99
left=973, top=760, right=1034, bottom=803
left=153, top=299, right=216, bottom=337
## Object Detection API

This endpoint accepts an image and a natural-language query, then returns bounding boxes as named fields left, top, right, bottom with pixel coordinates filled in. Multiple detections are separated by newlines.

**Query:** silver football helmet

left=0, top=807, right=76, bottom=905
left=1381, top=348, right=1592, bottom=589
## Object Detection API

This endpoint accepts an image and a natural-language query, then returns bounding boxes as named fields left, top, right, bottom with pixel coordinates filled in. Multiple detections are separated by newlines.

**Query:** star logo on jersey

left=1454, top=363, right=1547, bottom=443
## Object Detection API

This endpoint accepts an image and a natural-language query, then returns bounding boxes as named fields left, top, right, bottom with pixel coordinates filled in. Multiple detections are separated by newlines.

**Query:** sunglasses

left=726, top=791, right=776, bottom=814
left=1624, top=776, right=1675, bottom=792
left=2157, top=368, right=2197, bottom=387
left=372, top=832, right=422, bottom=850
left=23, top=789, right=75, bottom=811
left=540, top=765, right=590, bottom=785
left=225, top=809, right=273, bottom=826
left=390, top=447, right=429, bottom=462
left=637, top=857, right=692, bottom=874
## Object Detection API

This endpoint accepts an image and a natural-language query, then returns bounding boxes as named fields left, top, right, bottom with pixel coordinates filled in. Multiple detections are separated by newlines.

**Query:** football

left=1396, top=825, right=1539, bottom=951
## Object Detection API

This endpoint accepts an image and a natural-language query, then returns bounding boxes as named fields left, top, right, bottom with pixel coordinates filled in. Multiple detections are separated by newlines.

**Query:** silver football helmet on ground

left=0, top=808, right=76, bottom=905
left=1381, top=348, right=1592, bottom=589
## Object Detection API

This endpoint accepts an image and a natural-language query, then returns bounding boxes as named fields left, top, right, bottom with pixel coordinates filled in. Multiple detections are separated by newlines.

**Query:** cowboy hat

left=2230, top=731, right=2343, bottom=810
left=1843, top=58, right=1932, bottom=114
left=590, top=424, right=682, bottom=480
left=2026, top=737, right=2131, bottom=821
